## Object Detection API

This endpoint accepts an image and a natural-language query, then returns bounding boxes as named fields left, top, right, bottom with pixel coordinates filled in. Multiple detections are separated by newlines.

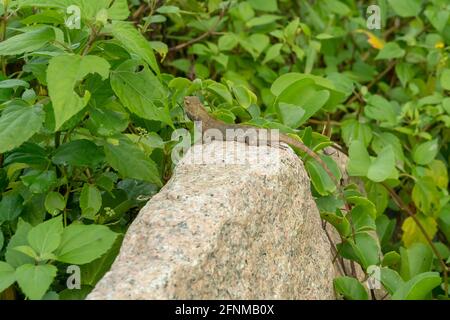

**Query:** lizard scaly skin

left=183, top=96, right=341, bottom=189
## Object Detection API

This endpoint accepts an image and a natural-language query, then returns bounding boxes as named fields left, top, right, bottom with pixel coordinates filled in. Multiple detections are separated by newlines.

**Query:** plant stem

left=168, top=3, right=229, bottom=52
left=383, top=183, right=449, bottom=298
left=82, top=25, right=98, bottom=56
left=0, top=4, right=9, bottom=75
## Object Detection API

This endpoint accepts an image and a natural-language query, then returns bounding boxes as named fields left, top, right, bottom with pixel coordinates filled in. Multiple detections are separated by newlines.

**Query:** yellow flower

left=435, top=41, right=444, bottom=49
left=355, top=29, right=385, bottom=49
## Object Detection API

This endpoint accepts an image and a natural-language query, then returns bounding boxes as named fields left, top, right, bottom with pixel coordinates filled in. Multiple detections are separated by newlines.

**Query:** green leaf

left=218, top=33, right=238, bottom=51
left=27, top=216, right=63, bottom=256
left=0, top=103, right=44, bottom=153
left=108, top=0, right=130, bottom=20
left=206, top=82, right=233, bottom=104
left=425, top=160, right=448, bottom=189
left=232, top=85, right=254, bottom=109
left=402, top=215, right=437, bottom=247
left=341, top=119, right=372, bottom=147
left=413, top=139, right=439, bottom=165
left=0, top=26, right=55, bottom=56
left=21, top=170, right=57, bottom=194
left=55, top=224, right=118, bottom=265
left=271, top=73, right=345, bottom=107
left=276, top=79, right=330, bottom=127
left=392, top=272, right=441, bottom=300
left=382, top=251, right=401, bottom=268
left=365, top=95, right=398, bottom=125
left=80, top=234, right=123, bottom=286
left=0, top=261, right=15, bottom=293
left=424, top=8, right=450, bottom=33
left=276, top=102, right=305, bottom=128
left=376, top=215, right=395, bottom=245
left=320, top=211, right=351, bottom=238
left=110, top=21, right=159, bottom=75
left=248, top=0, right=278, bottom=12
left=110, top=59, right=172, bottom=126
left=334, top=276, right=368, bottom=300
left=87, top=104, right=129, bottom=136
left=399, top=243, right=433, bottom=280
left=4, top=142, right=48, bottom=167
left=0, top=192, right=24, bottom=222
left=156, top=5, right=180, bottom=14
left=80, top=184, right=102, bottom=219
left=305, top=158, right=336, bottom=195
left=263, top=43, right=283, bottom=64
left=395, top=63, right=416, bottom=87
left=412, top=178, right=440, bottom=216
left=0, top=79, right=29, bottom=89
left=441, top=69, right=450, bottom=90
left=351, top=205, right=376, bottom=232
left=104, top=136, right=162, bottom=186
left=347, top=140, right=371, bottom=177
left=15, top=264, right=57, bottom=300
left=380, top=267, right=404, bottom=295
left=352, top=232, right=381, bottom=269
left=5, top=219, right=34, bottom=268
left=52, top=139, right=105, bottom=167
left=387, top=0, right=422, bottom=18
left=246, top=14, right=281, bottom=28
left=47, top=54, right=110, bottom=130
left=0, top=230, right=3, bottom=251
left=367, top=145, right=396, bottom=182
left=375, top=42, right=405, bottom=60
left=12, top=245, right=38, bottom=259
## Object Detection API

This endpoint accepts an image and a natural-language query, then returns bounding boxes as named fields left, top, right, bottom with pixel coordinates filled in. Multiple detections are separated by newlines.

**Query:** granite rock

left=87, top=141, right=336, bottom=300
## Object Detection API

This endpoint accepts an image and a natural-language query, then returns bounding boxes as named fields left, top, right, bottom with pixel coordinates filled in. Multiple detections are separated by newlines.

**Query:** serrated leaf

left=104, top=135, right=162, bottom=186
left=0, top=261, right=15, bottom=293
left=52, top=139, right=105, bottom=167
left=0, top=103, right=44, bottom=153
left=110, top=21, right=159, bottom=75
left=15, top=264, right=57, bottom=300
left=5, top=220, right=34, bottom=268
left=55, top=224, right=118, bottom=265
left=27, top=216, right=63, bottom=256
left=0, top=192, right=24, bottom=222
left=47, top=54, right=110, bottom=130
left=0, top=26, right=55, bottom=56
left=110, top=59, right=171, bottom=126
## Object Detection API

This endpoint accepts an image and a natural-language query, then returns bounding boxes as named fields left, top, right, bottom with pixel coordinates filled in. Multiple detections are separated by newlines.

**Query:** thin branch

left=82, top=25, right=98, bottom=56
left=383, top=183, right=449, bottom=298
left=169, top=4, right=229, bottom=52
left=345, top=60, right=397, bottom=106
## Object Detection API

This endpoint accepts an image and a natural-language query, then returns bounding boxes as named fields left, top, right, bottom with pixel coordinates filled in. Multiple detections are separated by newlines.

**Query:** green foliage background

left=0, top=0, right=449, bottom=300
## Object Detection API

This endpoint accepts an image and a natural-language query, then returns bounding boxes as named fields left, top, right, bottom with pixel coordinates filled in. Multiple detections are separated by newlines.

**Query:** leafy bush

left=0, top=0, right=449, bottom=300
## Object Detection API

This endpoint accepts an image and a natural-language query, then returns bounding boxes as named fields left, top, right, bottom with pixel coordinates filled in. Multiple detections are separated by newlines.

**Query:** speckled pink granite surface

left=87, top=141, right=336, bottom=299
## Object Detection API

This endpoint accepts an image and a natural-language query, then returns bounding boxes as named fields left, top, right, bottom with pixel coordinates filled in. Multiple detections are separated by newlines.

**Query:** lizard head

left=183, top=96, right=210, bottom=122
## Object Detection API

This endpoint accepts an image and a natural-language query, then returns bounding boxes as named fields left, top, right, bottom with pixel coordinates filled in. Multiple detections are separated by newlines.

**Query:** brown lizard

left=183, top=96, right=340, bottom=189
